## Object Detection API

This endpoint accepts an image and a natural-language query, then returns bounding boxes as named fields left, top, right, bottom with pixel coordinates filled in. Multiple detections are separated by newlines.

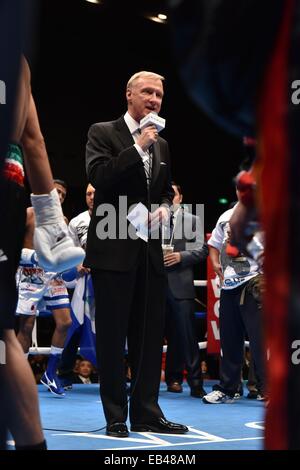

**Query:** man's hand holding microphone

left=137, top=112, right=170, bottom=231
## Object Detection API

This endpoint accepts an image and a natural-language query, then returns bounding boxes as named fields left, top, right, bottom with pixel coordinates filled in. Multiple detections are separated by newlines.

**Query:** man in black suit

left=164, top=183, right=208, bottom=397
left=85, top=71, right=188, bottom=438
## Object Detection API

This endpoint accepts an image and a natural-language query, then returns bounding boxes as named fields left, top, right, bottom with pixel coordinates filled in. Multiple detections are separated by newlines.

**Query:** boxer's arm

left=21, top=93, right=53, bottom=194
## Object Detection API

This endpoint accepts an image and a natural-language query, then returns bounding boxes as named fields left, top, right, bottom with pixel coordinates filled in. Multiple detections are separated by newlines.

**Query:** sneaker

left=40, top=372, right=65, bottom=397
left=202, top=390, right=234, bottom=404
left=234, top=392, right=243, bottom=400
left=256, top=393, right=266, bottom=401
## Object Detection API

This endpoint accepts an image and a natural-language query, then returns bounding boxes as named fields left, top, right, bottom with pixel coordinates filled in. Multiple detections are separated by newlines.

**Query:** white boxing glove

left=30, top=188, right=85, bottom=273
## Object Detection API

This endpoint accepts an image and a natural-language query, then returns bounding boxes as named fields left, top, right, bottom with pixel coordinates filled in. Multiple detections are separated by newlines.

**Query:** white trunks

left=16, top=249, right=70, bottom=315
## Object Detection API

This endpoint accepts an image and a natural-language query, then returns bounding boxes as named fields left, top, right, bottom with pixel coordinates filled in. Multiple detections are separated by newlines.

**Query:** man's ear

left=126, top=88, right=132, bottom=102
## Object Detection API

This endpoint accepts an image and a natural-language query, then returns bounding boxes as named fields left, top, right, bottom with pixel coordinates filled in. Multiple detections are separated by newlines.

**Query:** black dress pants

left=92, top=254, right=167, bottom=425
left=165, top=289, right=202, bottom=389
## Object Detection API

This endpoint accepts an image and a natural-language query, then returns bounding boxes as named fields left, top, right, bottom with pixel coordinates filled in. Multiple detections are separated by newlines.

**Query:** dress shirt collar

left=124, top=111, right=140, bottom=135
left=78, top=375, right=91, bottom=384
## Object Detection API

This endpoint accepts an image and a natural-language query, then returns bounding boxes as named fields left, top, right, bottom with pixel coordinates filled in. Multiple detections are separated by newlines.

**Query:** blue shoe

left=40, top=372, right=65, bottom=397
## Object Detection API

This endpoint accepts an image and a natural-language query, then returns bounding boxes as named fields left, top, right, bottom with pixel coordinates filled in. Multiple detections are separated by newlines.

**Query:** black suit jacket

left=85, top=115, right=174, bottom=272
left=166, top=209, right=208, bottom=299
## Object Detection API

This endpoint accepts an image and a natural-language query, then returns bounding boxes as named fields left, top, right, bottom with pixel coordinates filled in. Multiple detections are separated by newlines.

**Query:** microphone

left=139, top=112, right=166, bottom=133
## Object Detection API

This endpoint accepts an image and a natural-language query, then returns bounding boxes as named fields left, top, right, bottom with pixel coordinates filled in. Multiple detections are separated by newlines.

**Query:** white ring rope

left=28, top=279, right=249, bottom=354
left=29, top=341, right=250, bottom=355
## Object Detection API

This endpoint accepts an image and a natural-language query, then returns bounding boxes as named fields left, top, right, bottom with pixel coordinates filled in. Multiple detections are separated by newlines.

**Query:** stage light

left=146, top=13, right=168, bottom=24
left=85, top=0, right=101, bottom=4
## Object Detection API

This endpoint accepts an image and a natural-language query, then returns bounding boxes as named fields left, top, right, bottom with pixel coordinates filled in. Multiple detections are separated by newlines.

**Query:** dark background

left=25, top=0, right=244, bottom=232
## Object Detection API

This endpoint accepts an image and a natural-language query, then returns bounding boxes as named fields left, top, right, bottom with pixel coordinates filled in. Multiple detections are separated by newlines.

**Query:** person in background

left=58, top=183, right=96, bottom=389
left=73, top=358, right=98, bottom=384
left=16, top=180, right=72, bottom=398
left=202, top=189, right=265, bottom=404
left=164, top=182, right=208, bottom=398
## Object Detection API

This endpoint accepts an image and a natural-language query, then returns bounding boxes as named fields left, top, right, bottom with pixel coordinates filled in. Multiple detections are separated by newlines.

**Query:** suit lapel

left=115, top=116, right=147, bottom=184
left=115, top=116, right=135, bottom=149
left=151, top=140, right=161, bottom=186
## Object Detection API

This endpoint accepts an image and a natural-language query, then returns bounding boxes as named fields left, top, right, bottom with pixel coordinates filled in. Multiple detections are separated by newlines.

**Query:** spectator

left=164, top=182, right=208, bottom=398
left=73, top=359, right=98, bottom=384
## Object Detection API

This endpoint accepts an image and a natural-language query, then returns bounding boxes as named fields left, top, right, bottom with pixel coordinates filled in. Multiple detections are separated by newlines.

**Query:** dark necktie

left=169, top=211, right=175, bottom=242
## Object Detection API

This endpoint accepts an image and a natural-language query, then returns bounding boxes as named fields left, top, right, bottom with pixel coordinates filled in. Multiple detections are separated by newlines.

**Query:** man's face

left=78, top=360, right=93, bottom=378
left=54, top=183, right=67, bottom=204
left=126, top=76, right=164, bottom=122
left=172, top=185, right=182, bottom=209
left=86, top=184, right=95, bottom=212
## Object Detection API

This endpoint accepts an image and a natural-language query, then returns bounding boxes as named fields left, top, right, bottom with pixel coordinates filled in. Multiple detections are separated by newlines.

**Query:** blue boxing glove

left=61, top=266, right=78, bottom=289
left=61, top=267, right=78, bottom=282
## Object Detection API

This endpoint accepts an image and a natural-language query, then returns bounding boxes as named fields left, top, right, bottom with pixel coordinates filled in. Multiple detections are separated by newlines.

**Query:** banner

left=206, top=234, right=221, bottom=354
left=66, top=274, right=97, bottom=366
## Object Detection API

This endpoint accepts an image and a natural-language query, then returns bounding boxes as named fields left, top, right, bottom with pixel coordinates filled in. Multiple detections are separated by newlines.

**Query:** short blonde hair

left=127, top=71, right=165, bottom=90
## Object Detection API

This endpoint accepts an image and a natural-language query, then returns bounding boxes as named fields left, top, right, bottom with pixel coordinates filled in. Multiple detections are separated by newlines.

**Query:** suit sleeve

left=180, top=214, right=208, bottom=267
left=86, top=123, right=143, bottom=190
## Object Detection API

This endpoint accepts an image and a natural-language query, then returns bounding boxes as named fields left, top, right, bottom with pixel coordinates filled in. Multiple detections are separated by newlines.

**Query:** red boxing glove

left=226, top=243, right=240, bottom=258
left=235, top=170, right=256, bottom=208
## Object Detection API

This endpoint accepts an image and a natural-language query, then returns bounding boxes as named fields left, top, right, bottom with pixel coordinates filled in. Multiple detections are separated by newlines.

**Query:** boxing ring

left=28, top=278, right=249, bottom=355
left=17, top=277, right=262, bottom=452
